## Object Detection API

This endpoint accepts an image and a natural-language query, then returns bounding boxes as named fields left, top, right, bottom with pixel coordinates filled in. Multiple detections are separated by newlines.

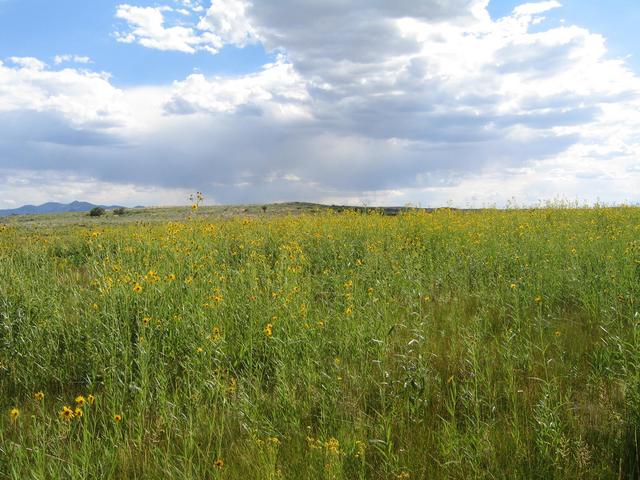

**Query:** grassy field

left=1, top=205, right=640, bottom=479
left=0, top=202, right=336, bottom=227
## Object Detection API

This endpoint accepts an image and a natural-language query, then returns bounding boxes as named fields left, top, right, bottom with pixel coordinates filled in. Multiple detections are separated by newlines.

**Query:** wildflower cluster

left=2, top=205, right=640, bottom=478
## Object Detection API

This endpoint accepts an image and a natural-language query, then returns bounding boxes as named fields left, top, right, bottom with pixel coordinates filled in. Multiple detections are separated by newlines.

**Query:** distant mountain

left=0, top=201, right=126, bottom=217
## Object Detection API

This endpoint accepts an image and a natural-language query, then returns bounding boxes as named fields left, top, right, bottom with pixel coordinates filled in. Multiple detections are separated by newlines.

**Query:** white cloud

left=8, top=57, right=46, bottom=71
left=114, top=0, right=258, bottom=54
left=0, top=58, right=129, bottom=128
left=197, top=0, right=258, bottom=46
left=178, top=0, right=205, bottom=13
left=53, top=54, right=92, bottom=65
left=164, top=54, right=310, bottom=119
left=114, top=4, right=223, bottom=53
left=513, top=1, right=562, bottom=17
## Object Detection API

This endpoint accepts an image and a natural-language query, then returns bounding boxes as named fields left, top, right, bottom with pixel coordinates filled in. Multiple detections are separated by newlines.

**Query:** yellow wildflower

left=114, top=414, right=122, bottom=423
left=60, top=406, right=74, bottom=420
left=133, top=283, right=143, bottom=293
left=325, top=437, right=340, bottom=455
left=34, top=391, right=45, bottom=401
left=75, top=395, right=86, bottom=406
left=355, top=440, right=366, bottom=458
left=264, top=323, right=273, bottom=337
left=211, top=325, right=222, bottom=342
left=9, top=408, right=19, bottom=421
left=306, top=436, right=323, bottom=450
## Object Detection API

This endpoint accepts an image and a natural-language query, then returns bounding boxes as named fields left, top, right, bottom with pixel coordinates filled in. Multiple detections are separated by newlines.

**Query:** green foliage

left=89, top=206, right=105, bottom=217
left=113, top=207, right=126, bottom=216
left=0, top=207, right=639, bottom=478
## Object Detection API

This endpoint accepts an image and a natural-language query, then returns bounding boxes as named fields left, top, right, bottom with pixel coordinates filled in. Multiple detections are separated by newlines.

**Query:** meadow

left=1, top=205, right=640, bottom=479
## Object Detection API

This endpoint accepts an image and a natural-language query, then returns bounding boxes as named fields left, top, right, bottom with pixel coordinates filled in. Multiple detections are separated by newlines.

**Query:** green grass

left=1, top=206, right=640, bottom=479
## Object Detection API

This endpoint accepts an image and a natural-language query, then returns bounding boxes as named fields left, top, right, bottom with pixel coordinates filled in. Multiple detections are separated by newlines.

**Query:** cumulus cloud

left=8, top=57, right=46, bottom=71
left=0, top=57, right=129, bottom=128
left=1, top=1, right=639, bottom=207
left=197, top=0, right=258, bottom=46
left=114, top=0, right=258, bottom=54
left=114, top=4, right=223, bottom=53
left=164, top=55, right=310, bottom=119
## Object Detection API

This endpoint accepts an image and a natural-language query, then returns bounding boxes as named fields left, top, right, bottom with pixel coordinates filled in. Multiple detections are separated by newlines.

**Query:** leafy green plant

left=88, top=206, right=105, bottom=217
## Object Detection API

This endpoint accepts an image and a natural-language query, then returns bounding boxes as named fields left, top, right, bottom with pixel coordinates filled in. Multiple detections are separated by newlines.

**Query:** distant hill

left=0, top=201, right=125, bottom=217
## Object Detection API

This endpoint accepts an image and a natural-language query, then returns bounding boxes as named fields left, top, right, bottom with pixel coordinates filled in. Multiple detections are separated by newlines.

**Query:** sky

left=0, top=0, right=639, bottom=208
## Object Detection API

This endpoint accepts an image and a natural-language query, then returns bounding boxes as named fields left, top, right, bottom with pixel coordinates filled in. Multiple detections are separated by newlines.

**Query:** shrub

left=89, top=207, right=105, bottom=217
left=113, top=207, right=126, bottom=216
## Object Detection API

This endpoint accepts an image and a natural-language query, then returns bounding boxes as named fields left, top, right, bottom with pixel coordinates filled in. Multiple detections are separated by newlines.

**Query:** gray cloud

left=0, top=106, right=581, bottom=204
left=0, top=110, right=126, bottom=147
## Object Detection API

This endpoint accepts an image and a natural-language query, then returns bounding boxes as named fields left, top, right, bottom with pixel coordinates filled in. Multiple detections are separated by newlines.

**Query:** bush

left=89, top=207, right=105, bottom=217
left=113, top=207, right=126, bottom=216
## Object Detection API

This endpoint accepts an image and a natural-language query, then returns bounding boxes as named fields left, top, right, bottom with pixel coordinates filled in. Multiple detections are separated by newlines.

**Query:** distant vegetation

left=89, top=206, right=106, bottom=217
left=1, top=206, right=639, bottom=478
